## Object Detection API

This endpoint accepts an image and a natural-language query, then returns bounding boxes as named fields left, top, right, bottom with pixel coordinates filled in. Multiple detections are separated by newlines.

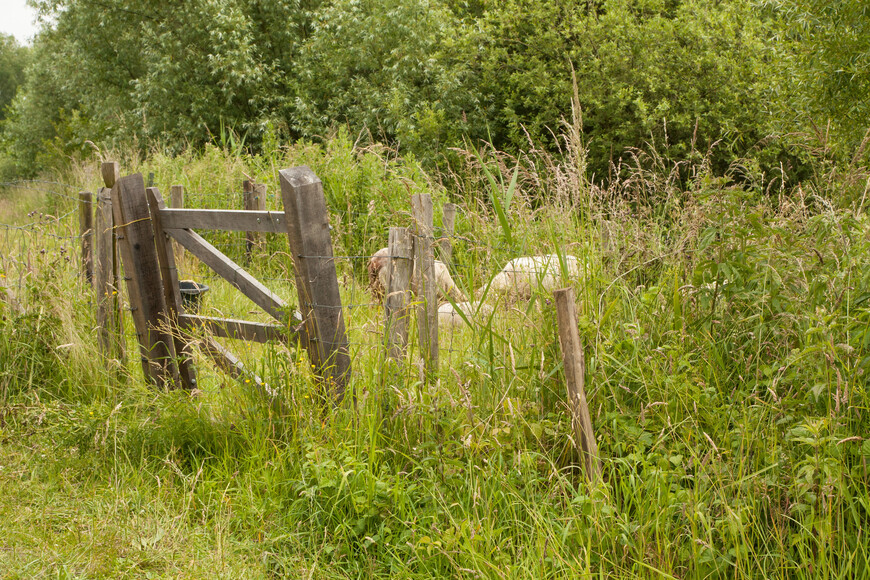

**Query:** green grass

left=0, top=134, right=868, bottom=579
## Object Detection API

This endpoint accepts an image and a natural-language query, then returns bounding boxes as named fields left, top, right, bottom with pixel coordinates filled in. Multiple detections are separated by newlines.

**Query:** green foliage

left=0, top=0, right=804, bottom=185
left=762, top=0, right=870, bottom=159
left=0, top=309, right=66, bottom=399
left=0, top=34, right=28, bottom=122
left=471, top=0, right=773, bottom=176
left=1, top=138, right=869, bottom=577
left=293, top=0, right=483, bottom=163
left=2, top=0, right=325, bottom=176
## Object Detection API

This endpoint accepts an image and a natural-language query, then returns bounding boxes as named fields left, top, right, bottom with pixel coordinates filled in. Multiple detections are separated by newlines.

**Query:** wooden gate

left=104, top=163, right=350, bottom=402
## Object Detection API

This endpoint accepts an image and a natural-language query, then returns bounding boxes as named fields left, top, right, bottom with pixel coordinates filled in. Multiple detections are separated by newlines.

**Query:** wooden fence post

left=243, top=180, right=266, bottom=260
left=553, top=287, right=601, bottom=482
left=279, top=166, right=351, bottom=403
left=146, top=186, right=197, bottom=390
left=111, top=171, right=179, bottom=388
left=102, top=162, right=120, bottom=191
left=384, top=227, right=414, bottom=362
left=169, top=185, right=186, bottom=266
left=411, top=194, right=438, bottom=379
left=94, top=187, right=125, bottom=361
left=440, top=202, right=456, bottom=264
left=79, top=191, right=93, bottom=284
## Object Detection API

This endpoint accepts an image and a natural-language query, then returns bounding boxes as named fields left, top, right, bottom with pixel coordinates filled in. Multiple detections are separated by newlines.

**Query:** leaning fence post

left=384, top=227, right=414, bottom=362
left=553, top=287, right=601, bottom=482
left=439, top=202, right=456, bottom=264
left=280, top=166, right=351, bottom=403
left=79, top=191, right=93, bottom=285
left=111, top=171, right=179, bottom=388
left=94, top=187, right=125, bottom=362
left=411, top=193, right=438, bottom=380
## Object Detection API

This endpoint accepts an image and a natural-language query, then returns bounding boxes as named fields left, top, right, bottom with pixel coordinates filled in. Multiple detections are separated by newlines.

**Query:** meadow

left=1, top=129, right=868, bottom=578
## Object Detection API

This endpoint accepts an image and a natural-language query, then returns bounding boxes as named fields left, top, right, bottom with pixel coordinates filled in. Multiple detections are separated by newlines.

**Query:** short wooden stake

left=411, top=193, right=438, bottom=379
left=280, top=166, right=351, bottom=403
left=111, top=173, right=179, bottom=388
left=169, top=185, right=186, bottom=267
left=79, top=191, right=93, bottom=284
left=384, top=227, right=414, bottom=362
left=94, top=188, right=125, bottom=361
left=243, top=180, right=266, bottom=260
left=554, top=287, right=601, bottom=482
left=440, top=202, right=456, bottom=264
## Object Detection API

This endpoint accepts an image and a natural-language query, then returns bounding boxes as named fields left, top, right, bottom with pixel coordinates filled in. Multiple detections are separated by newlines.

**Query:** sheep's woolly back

left=416, top=261, right=466, bottom=302
left=437, top=301, right=494, bottom=328
left=367, top=247, right=466, bottom=303
left=486, top=254, right=584, bottom=298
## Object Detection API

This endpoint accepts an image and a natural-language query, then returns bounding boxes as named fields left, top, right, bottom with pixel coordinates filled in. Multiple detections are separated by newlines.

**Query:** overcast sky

left=1, top=0, right=40, bottom=44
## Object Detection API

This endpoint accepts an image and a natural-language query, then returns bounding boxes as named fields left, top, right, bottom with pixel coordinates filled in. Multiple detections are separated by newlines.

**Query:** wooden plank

left=179, top=314, right=291, bottom=344
left=280, top=166, right=351, bottom=403
left=196, top=335, right=283, bottom=406
left=197, top=335, right=248, bottom=381
left=411, top=193, right=438, bottom=379
left=243, top=180, right=268, bottom=260
left=553, top=287, right=601, bottom=482
left=79, top=191, right=93, bottom=285
left=439, top=202, right=456, bottom=264
left=111, top=173, right=178, bottom=388
left=147, top=187, right=198, bottom=390
left=165, top=227, right=288, bottom=322
left=384, top=227, right=414, bottom=362
left=159, top=209, right=288, bottom=233
left=94, top=188, right=124, bottom=361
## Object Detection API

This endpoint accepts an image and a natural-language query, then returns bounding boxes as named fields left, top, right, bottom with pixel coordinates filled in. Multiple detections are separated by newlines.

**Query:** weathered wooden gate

left=104, top=163, right=350, bottom=402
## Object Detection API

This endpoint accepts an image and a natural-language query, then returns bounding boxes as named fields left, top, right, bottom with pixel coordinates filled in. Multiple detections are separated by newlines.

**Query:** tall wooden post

left=94, top=187, right=125, bottom=361
left=411, top=194, right=438, bottom=379
left=79, top=191, right=93, bottom=284
left=384, top=227, right=414, bottom=362
left=440, top=202, right=456, bottom=264
left=279, top=166, right=351, bottom=403
left=243, top=180, right=266, bottom=261
left=111, top=172, right=179, bottom=388
left=554, top=287, right=601, bottom=482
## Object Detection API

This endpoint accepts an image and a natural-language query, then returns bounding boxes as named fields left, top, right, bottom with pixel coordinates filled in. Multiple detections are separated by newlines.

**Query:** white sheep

left=368, top=247, right=466, bottom=303
left=437, top=301, right=494, bottom=328
left=481, top=254, right=584, bottom=298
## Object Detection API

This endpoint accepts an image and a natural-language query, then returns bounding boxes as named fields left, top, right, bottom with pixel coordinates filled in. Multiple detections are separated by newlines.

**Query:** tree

left=0, top=34, right=29, bottom=122
left=763, top=0, right=870, bottom=158
left=470, top=0, right=773, bottom=177
left=293, top=0, right=483, bottom=161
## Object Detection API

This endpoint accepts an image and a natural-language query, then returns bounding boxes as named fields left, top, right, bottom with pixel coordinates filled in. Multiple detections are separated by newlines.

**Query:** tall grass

left=1, top=125, right=868, bottom=578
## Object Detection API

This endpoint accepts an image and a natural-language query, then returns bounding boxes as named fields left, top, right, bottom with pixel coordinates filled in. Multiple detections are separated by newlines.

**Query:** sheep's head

left=367, top=248, right=391, bottom=301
